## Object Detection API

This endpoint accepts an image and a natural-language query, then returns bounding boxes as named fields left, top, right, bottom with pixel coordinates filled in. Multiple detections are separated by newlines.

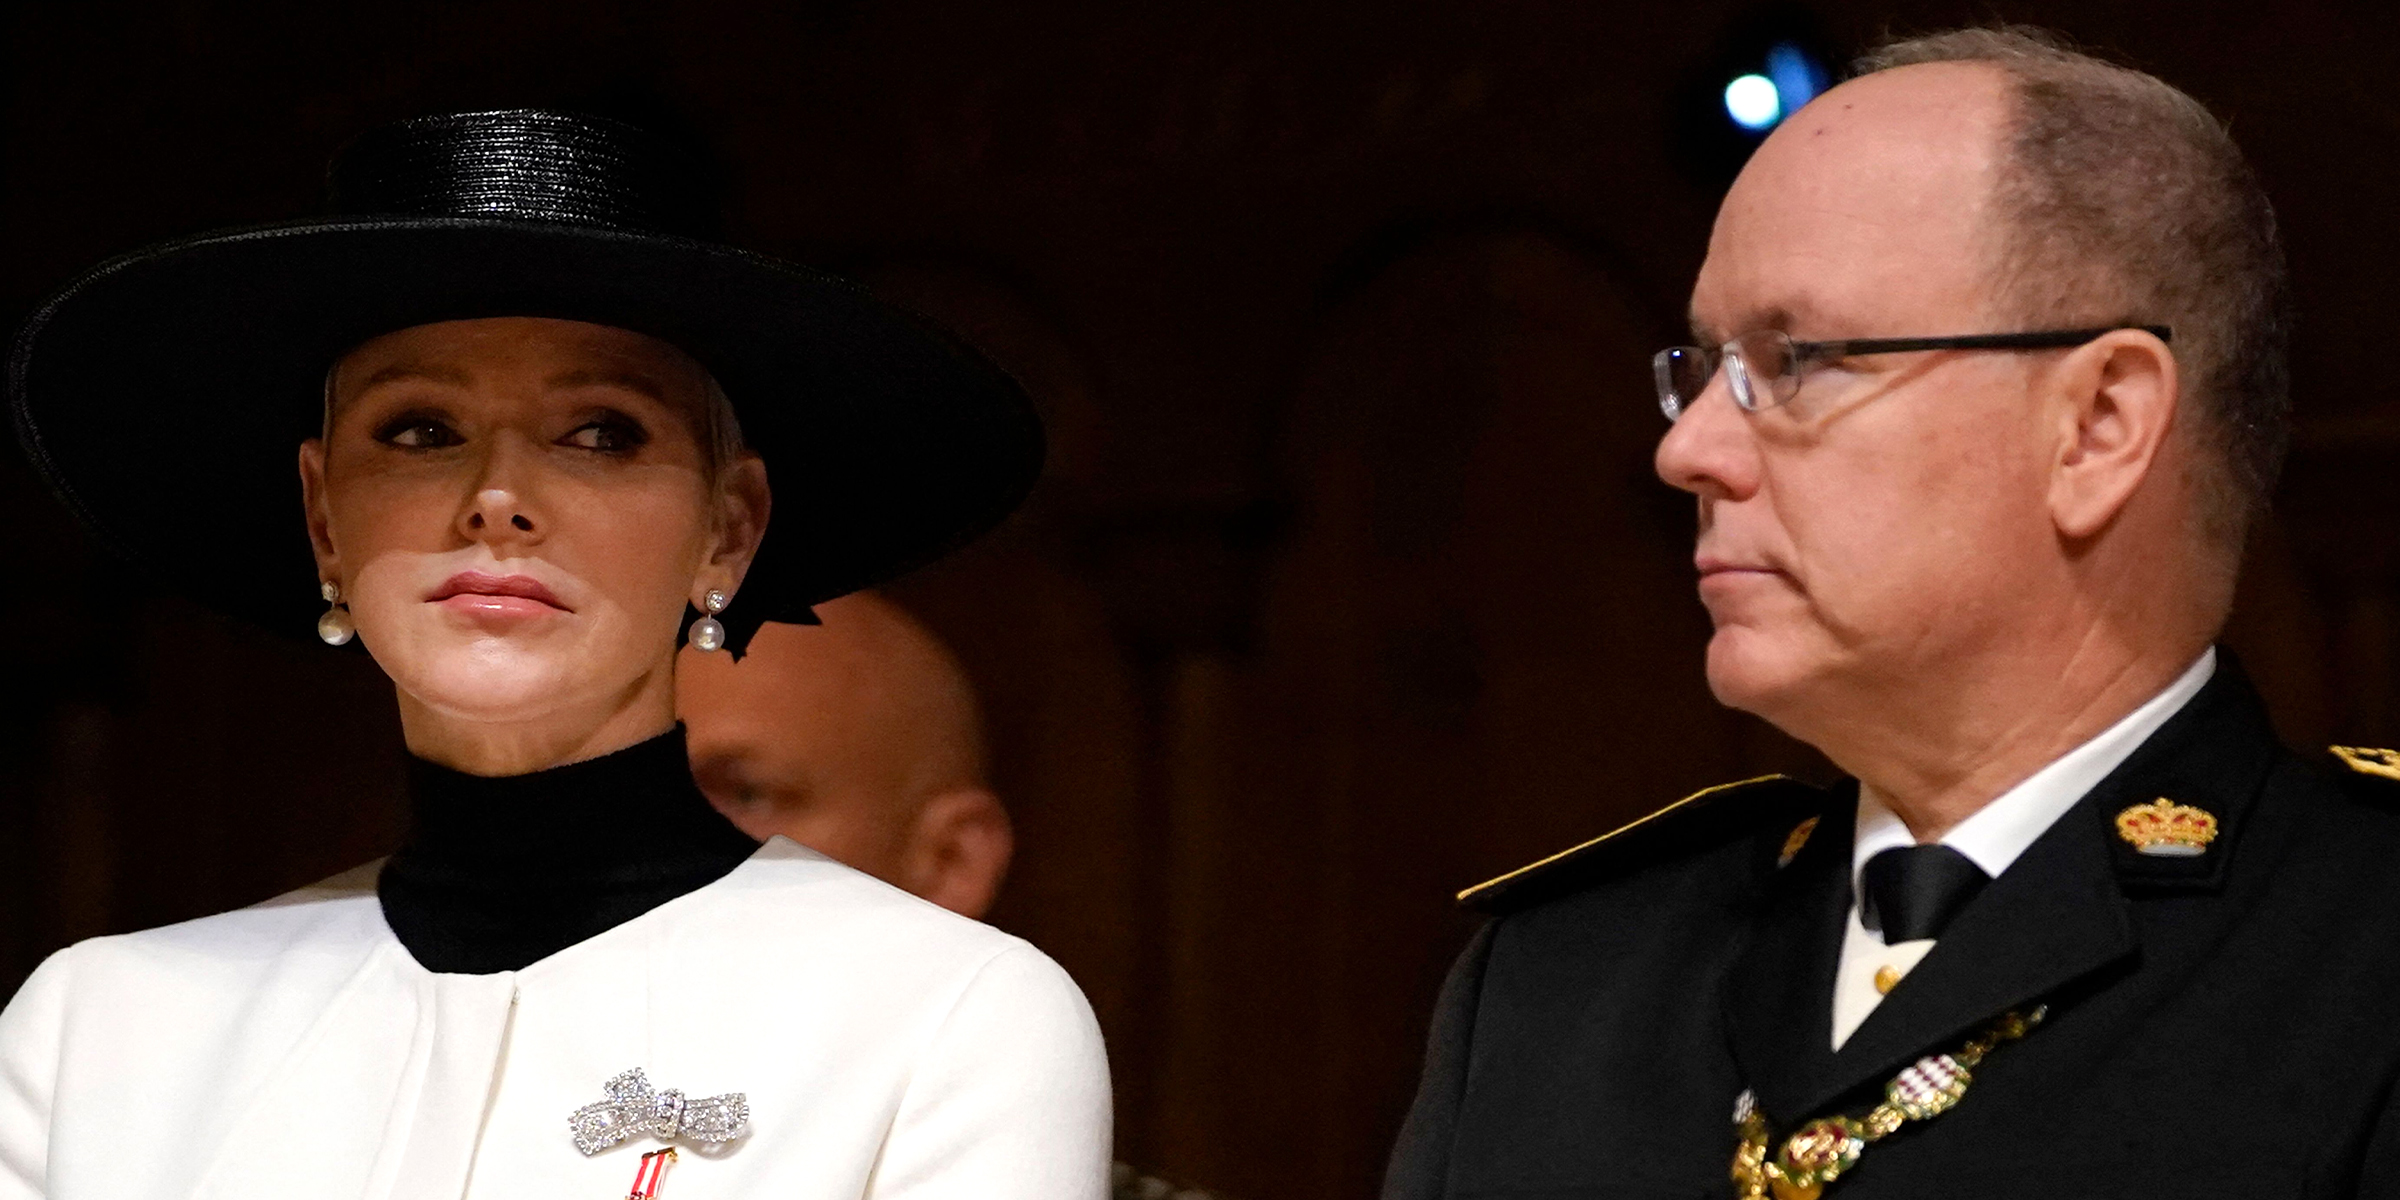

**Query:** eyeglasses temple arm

left=1796, top=325, right=2174, bottom=359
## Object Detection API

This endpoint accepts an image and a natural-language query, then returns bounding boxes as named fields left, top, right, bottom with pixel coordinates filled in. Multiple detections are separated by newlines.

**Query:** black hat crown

left=326, top=109, right=714, bottom=237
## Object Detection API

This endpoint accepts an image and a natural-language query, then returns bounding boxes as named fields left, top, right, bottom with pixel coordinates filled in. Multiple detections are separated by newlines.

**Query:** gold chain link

left=1730, top=1007, right=2045, bottom=1200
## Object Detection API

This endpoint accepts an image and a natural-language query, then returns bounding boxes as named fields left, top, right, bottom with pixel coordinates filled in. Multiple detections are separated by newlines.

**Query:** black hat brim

left=10, top=217, right=1044, bottom=645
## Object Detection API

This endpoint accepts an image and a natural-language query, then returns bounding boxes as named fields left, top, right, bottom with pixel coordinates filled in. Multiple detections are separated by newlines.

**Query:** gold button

left=1873, top=965, right=1903, bottom=994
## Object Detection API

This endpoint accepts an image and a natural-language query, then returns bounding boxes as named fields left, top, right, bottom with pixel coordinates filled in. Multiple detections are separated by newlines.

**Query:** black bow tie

left=1859, top=845, right=1992, bottom=943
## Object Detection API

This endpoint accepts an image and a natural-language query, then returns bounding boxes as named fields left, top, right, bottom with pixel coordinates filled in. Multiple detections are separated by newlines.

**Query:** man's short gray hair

left=1856, top=26, right=2290, bottom=553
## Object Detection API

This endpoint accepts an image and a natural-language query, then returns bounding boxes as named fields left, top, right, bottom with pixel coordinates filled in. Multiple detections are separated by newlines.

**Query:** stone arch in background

left=844, top=257, right=1152, bottom=1093
left=1121, top=224, right=1828, bottom=1198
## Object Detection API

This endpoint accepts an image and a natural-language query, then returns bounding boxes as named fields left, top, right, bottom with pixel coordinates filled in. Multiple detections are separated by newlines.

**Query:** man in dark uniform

left=1386, top=27, right=2400, bottom=1200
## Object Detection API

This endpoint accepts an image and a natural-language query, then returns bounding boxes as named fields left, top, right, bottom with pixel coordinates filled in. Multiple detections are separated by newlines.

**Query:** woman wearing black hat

left=0, top=111, right=1108, bottom=1199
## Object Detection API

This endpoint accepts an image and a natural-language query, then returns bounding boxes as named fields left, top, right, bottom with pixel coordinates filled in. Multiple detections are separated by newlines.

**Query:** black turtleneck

left=378, top=726, right=761, bottom=974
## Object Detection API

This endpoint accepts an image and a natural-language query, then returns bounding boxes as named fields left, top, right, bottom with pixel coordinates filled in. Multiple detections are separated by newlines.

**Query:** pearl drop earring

left=688, top=589, right=729, bottom=652
left=317, top=580, right=356, bottom=646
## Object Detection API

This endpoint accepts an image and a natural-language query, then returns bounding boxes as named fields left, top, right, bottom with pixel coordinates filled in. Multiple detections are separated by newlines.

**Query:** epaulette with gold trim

left=2330, top=746, right=2400, bottom=785
left=1457, top=775, right=1827, bottom=914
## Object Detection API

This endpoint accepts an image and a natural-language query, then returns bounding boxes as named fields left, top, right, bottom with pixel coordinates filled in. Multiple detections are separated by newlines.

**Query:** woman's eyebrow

left=548, top=368, right=669, bottom=402
left=355, top=362, right=474, bottom=392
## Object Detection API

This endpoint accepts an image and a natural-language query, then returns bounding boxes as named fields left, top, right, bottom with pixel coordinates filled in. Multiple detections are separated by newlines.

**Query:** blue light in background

left=1723, top=74, right=1781, bottom=131
left=1764, top=42, right=1830, bottom=114
left=1723, top=40, right=1830, bottom=135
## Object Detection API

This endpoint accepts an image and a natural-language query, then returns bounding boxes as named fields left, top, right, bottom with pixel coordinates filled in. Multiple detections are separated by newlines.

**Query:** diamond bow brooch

left=569, top=1068, right=751, bottom=1156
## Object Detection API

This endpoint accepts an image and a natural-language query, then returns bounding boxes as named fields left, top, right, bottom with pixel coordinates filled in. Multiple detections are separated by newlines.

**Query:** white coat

left=0, top=838, right=1112, bottom=1200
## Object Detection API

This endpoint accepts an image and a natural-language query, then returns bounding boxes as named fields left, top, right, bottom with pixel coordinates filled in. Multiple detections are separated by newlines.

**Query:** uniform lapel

left=1722, top=789, right=1855, bottom=1123
left=1820, top=807, right=2134, bottom=1105
left=1727, top=656, right=2282, bottom=1123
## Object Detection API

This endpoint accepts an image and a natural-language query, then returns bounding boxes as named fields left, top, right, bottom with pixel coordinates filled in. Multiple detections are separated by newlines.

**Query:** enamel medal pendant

left=1731, top=1008, right=2046, bottom=1199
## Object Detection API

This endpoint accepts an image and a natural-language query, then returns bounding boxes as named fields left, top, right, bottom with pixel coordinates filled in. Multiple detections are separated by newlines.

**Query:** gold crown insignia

left=2113, top=798, right=2218, bottom=858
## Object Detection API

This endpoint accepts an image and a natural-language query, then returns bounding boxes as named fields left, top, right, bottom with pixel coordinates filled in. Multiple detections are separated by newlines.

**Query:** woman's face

left=300, top=317, right=766, bottom=736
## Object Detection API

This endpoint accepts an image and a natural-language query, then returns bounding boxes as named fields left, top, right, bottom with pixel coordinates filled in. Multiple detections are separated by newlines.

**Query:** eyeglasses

left=1652, top=325, right=2173, bottom=422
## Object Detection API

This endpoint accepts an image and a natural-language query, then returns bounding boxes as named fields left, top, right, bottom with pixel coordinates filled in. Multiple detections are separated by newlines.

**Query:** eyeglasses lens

left=1654, top=346, right=1714, bottom=421
left=1730, top=331, right=1798, bottom=412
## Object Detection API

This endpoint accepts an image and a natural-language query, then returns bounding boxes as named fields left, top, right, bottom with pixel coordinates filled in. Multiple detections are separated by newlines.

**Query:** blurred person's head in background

left=678, top=592, right=1012, bottom=918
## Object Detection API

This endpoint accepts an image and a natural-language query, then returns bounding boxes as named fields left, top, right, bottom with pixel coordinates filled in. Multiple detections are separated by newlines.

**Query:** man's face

left=676, top=596, right=1008, bottom=921
left=1656, top=65, right=2067, bottom=727
left=677, top=621, right=921, bottom=880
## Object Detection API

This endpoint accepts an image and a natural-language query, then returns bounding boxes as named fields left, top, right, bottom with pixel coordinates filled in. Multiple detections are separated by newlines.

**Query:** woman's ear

left=705, top=452, right=772, bottom=595
left=298, top=438, right=340, bottom=582
left=2048, top=328, right=2180, bottom=541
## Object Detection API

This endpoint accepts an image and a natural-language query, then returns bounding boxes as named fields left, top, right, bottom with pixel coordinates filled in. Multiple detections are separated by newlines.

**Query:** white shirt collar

left=1851, top=648, right=2217, bottom=893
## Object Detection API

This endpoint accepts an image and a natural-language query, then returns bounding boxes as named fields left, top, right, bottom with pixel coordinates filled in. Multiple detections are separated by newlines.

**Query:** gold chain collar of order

left=1730, top=1006, right=2046, bottom=1200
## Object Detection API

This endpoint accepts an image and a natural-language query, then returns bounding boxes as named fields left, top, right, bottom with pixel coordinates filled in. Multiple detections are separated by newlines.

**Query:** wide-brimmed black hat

left=9, top=109, right=1043, bottom=653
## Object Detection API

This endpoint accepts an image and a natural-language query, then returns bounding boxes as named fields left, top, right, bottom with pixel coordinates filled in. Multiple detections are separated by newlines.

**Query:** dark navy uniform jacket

left=1385, top=659, right=2400, bottom=1199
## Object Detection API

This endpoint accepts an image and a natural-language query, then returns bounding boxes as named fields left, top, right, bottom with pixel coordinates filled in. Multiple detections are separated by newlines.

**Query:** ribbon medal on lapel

left=626, top=1149, right=677, bottom=1199
left=569, top=1068, right=751, bottom=1156
left=2113, top=798, right=2217, bottom=858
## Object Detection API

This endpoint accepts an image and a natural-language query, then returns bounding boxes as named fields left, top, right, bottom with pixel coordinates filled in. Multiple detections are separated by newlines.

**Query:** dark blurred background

left=4, top=2, right=2397, bottom=1195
